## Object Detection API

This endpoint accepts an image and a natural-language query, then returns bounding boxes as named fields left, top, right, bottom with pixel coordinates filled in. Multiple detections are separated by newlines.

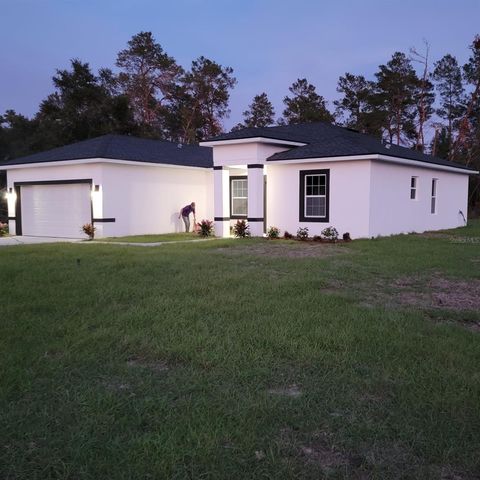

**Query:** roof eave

left=200, top=136, right=307, bottom=147
left=267, top=153, right=477, bottom=174
left=0, top=157, right=212, bottom=170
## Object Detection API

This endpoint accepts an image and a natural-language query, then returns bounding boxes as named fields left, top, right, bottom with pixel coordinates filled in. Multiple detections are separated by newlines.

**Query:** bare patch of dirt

left=392, top=275, right=480, bottom=312
left=43, top=349, right=63, bottom=360
left=353, top=274, right=480, bottom=318
left=424, top=312, right=480, bottom=333
left=126, top=355, right=169, bottom=373
left=278, top=428, right=366, bottom=476
left=420, top=232, right=480, bottom=244
left=268, top=384, right=302, bottom=398
left=362, top=441, right=417, bottom=469
left=214, top=242, right=350, bottom=259
left=358, top=392, right=384, bottom=403
left=420, top=232, right=459, bottom=240
left=101, top=378, right=131, bottom=393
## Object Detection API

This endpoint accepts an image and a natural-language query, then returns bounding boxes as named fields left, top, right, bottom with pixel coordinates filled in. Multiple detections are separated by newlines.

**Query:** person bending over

left=179, top=202, right=196, bottom=232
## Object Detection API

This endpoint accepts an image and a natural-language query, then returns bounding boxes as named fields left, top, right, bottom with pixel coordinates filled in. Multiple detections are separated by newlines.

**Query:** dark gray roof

left=0, top=134, right=213, bottom=168
left=207, top=122, right=476, bottom=172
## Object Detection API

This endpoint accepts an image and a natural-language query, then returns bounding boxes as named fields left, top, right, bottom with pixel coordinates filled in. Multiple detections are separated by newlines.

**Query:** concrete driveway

left=0, top=236, right=84, bottom=246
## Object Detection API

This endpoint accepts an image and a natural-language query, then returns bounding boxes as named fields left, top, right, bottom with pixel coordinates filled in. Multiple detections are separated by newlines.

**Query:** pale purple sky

left=1, top=0, right=479, bottom=129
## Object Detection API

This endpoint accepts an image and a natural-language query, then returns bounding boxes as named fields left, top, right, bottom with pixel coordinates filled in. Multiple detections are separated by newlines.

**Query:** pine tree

left=454, top=35, right=480, bottom=166
left=36, top=59, right=135, bottom=148
left=167, top=57, right=237, bottom=143
left=240, top=92, right=275, bottom=128
left=374, top=52, right=419, bottom=145
left=334, top=73, right=381, bottom=135
left=281, top=78, right=334, bottom=124
left=116, top=31, right=182, bottom=135
left=432, top=54, right=465, bottom=153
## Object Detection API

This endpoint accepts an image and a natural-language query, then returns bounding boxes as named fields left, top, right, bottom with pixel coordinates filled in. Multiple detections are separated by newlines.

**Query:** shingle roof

left=207, top=122, right=476, bottom=172
left=0, top=134, right=213, bottom=168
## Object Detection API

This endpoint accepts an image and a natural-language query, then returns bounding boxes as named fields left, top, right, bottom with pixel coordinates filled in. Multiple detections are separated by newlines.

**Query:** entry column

left=214, top=166, right=230, bottom=237
left=247, top=164, right=265, bottom=237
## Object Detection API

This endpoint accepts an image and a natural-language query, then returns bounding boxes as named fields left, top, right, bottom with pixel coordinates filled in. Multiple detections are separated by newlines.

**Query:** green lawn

left=99, top=232, right=204, bottom=243
left=1, top=222, right=480, bottom=479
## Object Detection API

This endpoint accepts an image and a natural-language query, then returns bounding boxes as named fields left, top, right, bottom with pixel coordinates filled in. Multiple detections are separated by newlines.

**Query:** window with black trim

left=299, top=169, right=330, bottom=222
left=410, top=176, right=417, bottom=200
left=431, top=178, right=437, bottom=214
left=230, top=176, right=248, bottom=218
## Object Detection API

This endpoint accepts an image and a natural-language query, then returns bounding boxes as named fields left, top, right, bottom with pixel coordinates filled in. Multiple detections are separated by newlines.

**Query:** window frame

left=299, top=169, right=330, bottom=222
left=410, top=176, right=418, bottom=200
left=431, top=178, right=438, bottom=214
left=229, top=176, right=248, bottom=219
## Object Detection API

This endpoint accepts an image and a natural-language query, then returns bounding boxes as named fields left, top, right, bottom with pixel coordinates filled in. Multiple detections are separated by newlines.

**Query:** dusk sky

left=1, top=0, right=479, bottom=130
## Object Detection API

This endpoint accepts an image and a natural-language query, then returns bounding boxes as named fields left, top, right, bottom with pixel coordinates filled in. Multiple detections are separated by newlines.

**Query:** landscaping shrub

left=198, top=219, right=214, bottom=237
left=267, top=226, right=280, bottom=239
left=284, top=231, right=293, bottom=239
left=82, top=223, right=96, bottom=240
left=322, top=226, right=339, bottom=242
left=296, top=227, right=309, bottom=240
left=233, top=220, right=250, bottom=238
left=343, top=232, right=352, bottom=242
left=0, top=222, right=8, bottom=237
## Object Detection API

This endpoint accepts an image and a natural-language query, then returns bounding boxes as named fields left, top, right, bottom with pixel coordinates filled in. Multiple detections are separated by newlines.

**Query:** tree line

left=1, top=31, right=479, bottom=208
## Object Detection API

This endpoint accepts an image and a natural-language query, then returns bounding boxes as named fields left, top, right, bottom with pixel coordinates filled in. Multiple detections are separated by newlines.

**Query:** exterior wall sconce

left=5, top=187, right=17, bottom=217
left=91, top=184, right=102, bottom=218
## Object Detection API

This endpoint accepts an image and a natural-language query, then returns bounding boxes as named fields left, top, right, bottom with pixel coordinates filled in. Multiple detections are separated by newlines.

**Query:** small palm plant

left=82, top=223, right=96, bottom=240
left=233, top=220, right=250, bottom=238
left=198, top=219, right=214, bottom=237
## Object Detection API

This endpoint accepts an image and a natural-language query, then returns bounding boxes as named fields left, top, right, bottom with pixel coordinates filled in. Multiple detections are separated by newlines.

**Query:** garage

left=2, top=134, right=214, bottom=238
left=19, top=181, right=92, bottom=238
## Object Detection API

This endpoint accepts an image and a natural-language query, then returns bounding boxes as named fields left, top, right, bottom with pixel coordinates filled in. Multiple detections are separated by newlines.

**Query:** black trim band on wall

left=213, top=166, right=224, bottom=170
left=247, top=164, right=264, bottom=169
left=93, top=218, right=116, bottom=223
left=14, top=179, right=93, bottom=186
left=8, top=217, right=16, bottom=221
left=214, top=217, right=230, bottom=221
left=299, top=169, right=330, bottom=223
left=247, top=217, right=264, bottom=222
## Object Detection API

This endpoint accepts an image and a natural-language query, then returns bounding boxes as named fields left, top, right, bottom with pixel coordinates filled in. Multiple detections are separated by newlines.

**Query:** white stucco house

left=1, top=122, right=477, bottom=239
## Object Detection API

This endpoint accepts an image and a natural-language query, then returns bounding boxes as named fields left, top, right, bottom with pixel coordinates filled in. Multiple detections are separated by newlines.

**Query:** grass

left=99, top=232, right=205, bottom=243
left=1, top=221, right=479, bottom=479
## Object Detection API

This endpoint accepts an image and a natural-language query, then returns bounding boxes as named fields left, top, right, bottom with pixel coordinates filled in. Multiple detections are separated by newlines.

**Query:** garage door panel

left=21, top=184, right=91, bottom=238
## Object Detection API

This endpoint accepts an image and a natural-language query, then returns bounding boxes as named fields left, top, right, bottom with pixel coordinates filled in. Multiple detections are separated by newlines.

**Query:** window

left=410, top=176, right=417, bottom=200
left=230, top=177, right=247, bottom=218
left=431, top=178, right=437, bottom=214
left=299, top=169, right=330, bottom=222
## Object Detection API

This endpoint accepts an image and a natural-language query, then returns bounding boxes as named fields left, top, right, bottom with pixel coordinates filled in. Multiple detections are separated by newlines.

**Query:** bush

left=82, top=223, right=96, bottom=240
left=197, top=219, right=214, bottom=237
left=312, top=235, right=323, bottom=242
left=284, top=231, right=294, bottom=239
left=0, top=222, right=8, bottom=237
left=267, top=226, right=280, bottom=239
left=296, top=227, right=309, bottom=240
left=321, top=227, right=339, bottom=242
left=233, top=220, right=250, bottom=238
left=343, top=232, right=352, bottom=242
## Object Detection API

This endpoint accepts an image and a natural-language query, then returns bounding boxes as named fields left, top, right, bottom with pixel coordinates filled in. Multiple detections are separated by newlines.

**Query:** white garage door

left=21, top=183, right=91, bottom=238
